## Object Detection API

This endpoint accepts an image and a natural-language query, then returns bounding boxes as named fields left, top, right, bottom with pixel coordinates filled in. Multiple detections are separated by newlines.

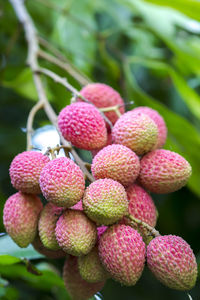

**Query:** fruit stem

left=127, top=214, right=160, bottom=238
left=100, top=105, right=122, bottom=117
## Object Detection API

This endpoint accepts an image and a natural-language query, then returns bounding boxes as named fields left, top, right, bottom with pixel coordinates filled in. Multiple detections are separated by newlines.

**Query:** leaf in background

left=123, top=61, right=200, bottom=196
left=143, top=0, right=200, bottom=22
left=52, top=0, right=97, bottom=75
left=0, top=235, right=44, bottom=260
left=0, top=255, right=21, bottom=266
left=2, top=69, right=37, bottom=101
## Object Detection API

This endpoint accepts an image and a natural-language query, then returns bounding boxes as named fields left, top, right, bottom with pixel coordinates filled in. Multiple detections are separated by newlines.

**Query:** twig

left=127, top=214, right=160, bottom=238
left=38, top=48, right=91, bottom=86
left=26, top=101, right=44, bottom=150
left=9, top=0, right=94, bottom=182
left=100, top=105, right=122, bottom=118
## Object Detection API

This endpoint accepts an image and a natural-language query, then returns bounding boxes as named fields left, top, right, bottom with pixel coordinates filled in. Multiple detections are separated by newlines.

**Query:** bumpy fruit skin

left=55, top=210, right=97, bottom=256
left=83, top=179, right=128, bottom=225
left=139, top=149, right=192, bottom=194
left=71, top=200, right=83, bottom=211
left=97, top=226, right=107, bottom=240
left=3, top=192, right=43, bottom=247
left=38, top=203, right=64, bottom=250
left=91, top=144, right=140, bottom=187
left=58, top=102, right=107, bottom=150
left=147, top=235, right=198, bottom=290
left=132, top=106, right=167, bottom=148
left=91, top=132, right=113, bottom=158
left=79, top=83, right=125, bottom=125
left=9, top=151, right=50, bottom=194
left=78, top=246, right=108, bottom=283
left=99, top=224, right=145, bottom=286
left=39, top=157, right=85, bottom=207
left=32, top=234, right=66, bottom=259
left=112, top=112, right=158, bottom=155
left=63, top=256, right=105, bottom=300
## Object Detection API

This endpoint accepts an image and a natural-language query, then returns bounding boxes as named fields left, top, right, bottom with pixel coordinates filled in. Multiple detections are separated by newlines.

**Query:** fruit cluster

left=3, top=83, right=197, bottom=300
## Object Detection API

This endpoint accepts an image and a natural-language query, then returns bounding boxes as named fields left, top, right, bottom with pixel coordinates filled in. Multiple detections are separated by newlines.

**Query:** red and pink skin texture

left=91, top=144, right=140, bottom=187
left=91, top=132, right=113, bottom=158
left=83, top=178, right=128, bottom=226
left=58, top=102, right=107, bottom=150
left=32, top=234, right=66, bottom=259
left=112, top=112, right=158, bottom=156
left=39, top=157, right=85, bottom=207
left=132, top=106, right=167, bottom=149
left=3, top=192, right=43, bottom=248
left=147, top=235, right=198, bottom=290
left=97, top=226, right=107, bottom=240
left=55, top=209, right=97, bottom=256
left=63, top=255, right=105, bottom=300
left=9, top=151, right=50, bottom=194
left=139, top=149, right=192, bottom=194
left=79, top=83, right=125, bottom=125
left=99, top=224, right=146, bottom=286
left=71, top=200, right=83, bottom=211
left=38, top=203, right=64, bottom=250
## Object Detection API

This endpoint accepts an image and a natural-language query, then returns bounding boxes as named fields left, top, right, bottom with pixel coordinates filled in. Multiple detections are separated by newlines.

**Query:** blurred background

left=0, top=0, right=200, bottom=299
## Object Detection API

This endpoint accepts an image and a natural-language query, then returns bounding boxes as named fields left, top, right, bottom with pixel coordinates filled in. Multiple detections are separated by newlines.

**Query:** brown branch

left=38, top=48, right=91, bottom=86
left=127, top=214, right=160, bottom=238
left=9, top=0, right=94, bottom=183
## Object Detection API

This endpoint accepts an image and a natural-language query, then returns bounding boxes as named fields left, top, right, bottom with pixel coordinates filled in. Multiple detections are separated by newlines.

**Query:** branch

left=127, top=214, right=160, bottom=238
left=9, top=0, right=94, bottom=183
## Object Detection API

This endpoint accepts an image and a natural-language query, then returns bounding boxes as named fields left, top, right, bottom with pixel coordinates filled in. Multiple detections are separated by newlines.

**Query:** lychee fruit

left=78, top=246, right=109, bottom=283
left=132, top=106, right=167, bottom=148
left=91, top=131, right=113, bottom=158
left=58, top=102, right=107, bottom=150
left=112, top=112, right=158, bottom=155
left=71, top=200, right=83, bottom=211
left=147, top=235, right=198, bottom=290
left=55, top=209, right=97, bottom=256
left=97, top=226, right=107, bottom=240
left=123, top=184, right=157, bottom=243
left=63, top=255, right=105, bottom=300
left=139, top=149, right=192, bottom=194
left=91, top=144, right=140, bottom=187
left=38, top=203, right=64, bottom=250
left=79, top=83, right=125, bottom=125
left=99, top=224, right=146, bottom=286
left=39, top=157, right=85, bottom=207
left=83, top=179, right=128, bottom=225
left=9, top=151, right=50, bottom=194
left=3, top=192, right=43, bottom=247
left=32, top=234, right=66, bottom=259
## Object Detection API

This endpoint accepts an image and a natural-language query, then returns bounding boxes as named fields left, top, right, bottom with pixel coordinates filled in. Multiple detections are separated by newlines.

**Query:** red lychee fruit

left=3, top=192, right=43, bottom=247
left=112, top=112, right=158, bottom=155
left=132, top=106, right=167, bottom=148
left=79, top=83, right=125, bottom=125
left=139, top=149, right=192, bottom=193
left=91, top=144, right=140, bottom=187
left=9, top=151, right=50, bottom=194
left=147, top=235, right=197, bottom=290
left=63, top=256, right=105, bottom=300
left=55, top=209, right=97, bottom=256
left=58, top=102, right=107, bottom=150
left=99, top=224, right=146, bottom=286
left=39, top=157, right=85, bottom=207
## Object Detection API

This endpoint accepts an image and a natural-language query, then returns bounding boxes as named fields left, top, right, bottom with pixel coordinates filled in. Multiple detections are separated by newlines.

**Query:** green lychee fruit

left=147, top=235, right=197, bottom=290
left=139, top=149, right=192, bottom=193
left=83, top=178, right=128, bottom=225
left=99, top=224, right=146, bottom=286
left=112, top=112, right=158, bottom=155
left=3, top=192, right=43, bottom=247
left=78, top=246, right=109, bottom=283
left=55, top=209, right=97, bottom=256
left=63, top=255, right=105, bottom=300
left=38, top=203, right=64, bottom=250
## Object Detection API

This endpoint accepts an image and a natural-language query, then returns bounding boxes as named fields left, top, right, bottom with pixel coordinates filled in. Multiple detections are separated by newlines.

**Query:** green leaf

left=143, top=0, right=200, bottom=22
left=2, top=69, right=38, bottom=101
left=0, top=255, right=21, bottom=266
left=0, top=235, right=44, bottom=260
left=123, top=61, right=200, bottom=196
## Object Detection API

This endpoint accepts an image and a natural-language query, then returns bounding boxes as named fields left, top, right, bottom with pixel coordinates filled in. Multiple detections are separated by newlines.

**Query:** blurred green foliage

left=0, top=0, right=200, bottom=299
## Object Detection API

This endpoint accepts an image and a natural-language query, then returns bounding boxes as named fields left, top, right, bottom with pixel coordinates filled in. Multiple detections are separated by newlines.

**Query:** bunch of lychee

left=3, top=83, right=197, bottom=300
